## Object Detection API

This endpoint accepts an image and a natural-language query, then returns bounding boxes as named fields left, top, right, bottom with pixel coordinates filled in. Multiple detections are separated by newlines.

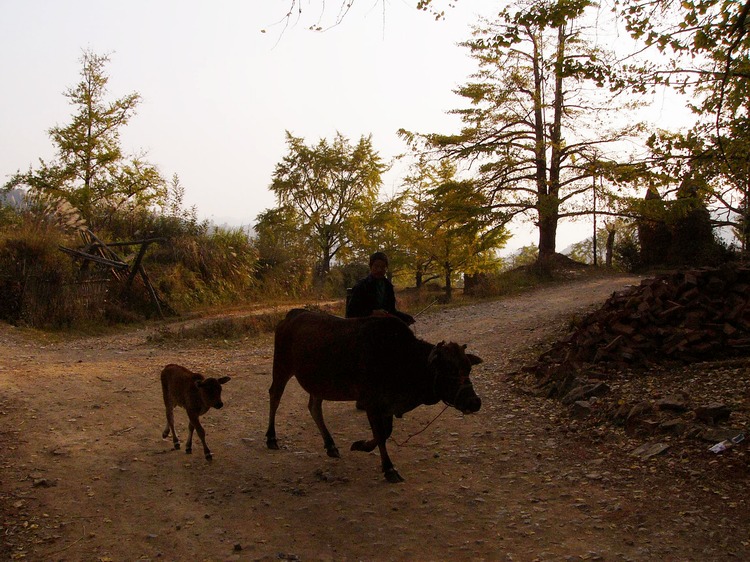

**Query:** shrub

left=0, top=222, right=82, bottom=326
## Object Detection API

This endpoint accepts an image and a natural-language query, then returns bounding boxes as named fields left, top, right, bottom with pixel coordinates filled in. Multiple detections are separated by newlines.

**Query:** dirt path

left=1, top=274, right=748, bottom=561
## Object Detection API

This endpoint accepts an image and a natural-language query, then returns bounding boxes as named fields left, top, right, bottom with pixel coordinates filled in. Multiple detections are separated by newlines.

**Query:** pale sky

left=1, top=1, right=693, bottom=252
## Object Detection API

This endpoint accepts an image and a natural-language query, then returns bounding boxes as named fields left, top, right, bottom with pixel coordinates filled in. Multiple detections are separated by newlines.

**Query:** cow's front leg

left=366, top=412, right=403, bottom=483
left=308, top=395, right=339, bottom=458
left=186, top=412, right=212, bottom=460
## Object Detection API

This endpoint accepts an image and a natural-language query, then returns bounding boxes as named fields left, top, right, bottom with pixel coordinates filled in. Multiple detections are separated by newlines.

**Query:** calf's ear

left=466, top=353, right=483, bottom=366
left=218, top=376, right=231, bottom=385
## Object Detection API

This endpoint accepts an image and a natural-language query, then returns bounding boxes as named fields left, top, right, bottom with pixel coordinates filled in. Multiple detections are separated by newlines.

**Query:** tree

left=269, top=131, right=384, bottom=279
left=401, top=0, right=644, bottom=271
left=398, top=159, right=507, bottom=299
left=398, top=158, right=507, bottom=291
left=253, top=206, right=314, bottom=297
left=347, top=193, right=414, bottom=280
left=428, top=177, right=507, bottom=300
left=267, top=0, right=448, bottom=31
left=567, top=220, right=626, bottom=266
left=399, top=159, right=446, bottom=288
left=4, top=50, right=166, bottom=231
left=617, top=0, right=750, bottom=252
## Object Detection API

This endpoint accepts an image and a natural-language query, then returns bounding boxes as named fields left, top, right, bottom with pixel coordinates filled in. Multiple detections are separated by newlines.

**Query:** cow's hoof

left=384, top=469, right=404, bottom=484
left=173, top=443, right=180, bottom=450
left=351, top=440, right=377, bottom=453
left=326, top=447, right=340, bottom=458
left=185, top=448, right=192, bottom=454
left=205, top=453, right=213, bottom=461
left=266, top=438, right=279, bottom=450
left=162, top=430, right=170, bottom=439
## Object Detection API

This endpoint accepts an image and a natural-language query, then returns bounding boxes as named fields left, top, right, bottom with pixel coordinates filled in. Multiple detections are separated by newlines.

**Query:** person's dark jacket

left=346, top=275, right=415, bottom=325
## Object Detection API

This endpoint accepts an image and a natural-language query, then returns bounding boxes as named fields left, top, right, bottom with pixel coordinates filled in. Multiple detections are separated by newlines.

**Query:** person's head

left=369, top=251, right=388, bottom=279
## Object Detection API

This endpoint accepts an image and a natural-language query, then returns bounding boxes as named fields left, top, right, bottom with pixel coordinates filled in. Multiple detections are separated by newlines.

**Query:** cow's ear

left=218, top=376, right=231, bottom=385
left=466, top=353, right=483, bottom=366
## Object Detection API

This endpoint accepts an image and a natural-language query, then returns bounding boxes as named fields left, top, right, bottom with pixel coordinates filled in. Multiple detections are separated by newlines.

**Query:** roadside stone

left=612, top=402, right=631, bottom=422
left=694, top=403, right=731, bottom=424
left=656, top=395, right=689, bottom=412
left=630, top=442, right=670, bottom=460
left=32, top=478, right=55, bottom=488
left=570, top=400, right=592, bottom=419
left=626, top=401, right=653, bottom=423
left=698, top=427, right=744, bottom=443
left=585, top=382, right=610, bottom=398
left=562, top=382, right=611, bottom=405
left=659, top=418, right=688, bottom=435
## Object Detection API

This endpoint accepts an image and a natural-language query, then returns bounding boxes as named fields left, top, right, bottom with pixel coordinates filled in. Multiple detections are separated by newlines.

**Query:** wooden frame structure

left=59, top=228, right=172, bottom=319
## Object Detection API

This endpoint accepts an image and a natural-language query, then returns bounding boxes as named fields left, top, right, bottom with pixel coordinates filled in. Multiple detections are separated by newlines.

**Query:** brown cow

left=266, top=309, right=482, bottom=483
left=160, top=364, right=230, bottom=460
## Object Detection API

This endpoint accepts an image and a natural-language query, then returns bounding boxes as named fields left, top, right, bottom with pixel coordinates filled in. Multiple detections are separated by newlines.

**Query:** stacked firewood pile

left=532, top=264, right=750, bottom=377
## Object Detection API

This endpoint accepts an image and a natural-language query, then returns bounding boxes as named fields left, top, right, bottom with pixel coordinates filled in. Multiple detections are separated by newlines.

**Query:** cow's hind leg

left=162, top=402, right=180, bottom=450
left=266, top=375, right=290, bottom=450
left=365, top=413, right=403, bottom=483
left=308, top=395, right=340, bottom=458
left=185, top=421, right=194, bottom=454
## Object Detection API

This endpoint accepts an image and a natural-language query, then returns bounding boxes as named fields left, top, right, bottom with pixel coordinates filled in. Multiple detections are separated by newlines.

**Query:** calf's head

left=196, top=376, right=231, bottom=409
left=428, top=342, right=482, bottom=414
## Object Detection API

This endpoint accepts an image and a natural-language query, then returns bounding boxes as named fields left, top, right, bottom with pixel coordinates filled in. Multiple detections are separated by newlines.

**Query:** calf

left=160, top=364, right=231, bottom=460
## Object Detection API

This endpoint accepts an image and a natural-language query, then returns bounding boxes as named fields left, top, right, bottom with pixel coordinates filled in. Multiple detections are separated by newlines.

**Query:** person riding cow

left=346, top=251, right=415, bottom=326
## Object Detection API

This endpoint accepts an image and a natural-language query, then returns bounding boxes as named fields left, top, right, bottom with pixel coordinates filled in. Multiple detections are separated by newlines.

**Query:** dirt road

left=1, top=273, right=748, bottom=561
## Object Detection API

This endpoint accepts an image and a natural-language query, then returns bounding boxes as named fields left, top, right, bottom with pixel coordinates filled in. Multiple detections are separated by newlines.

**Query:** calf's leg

left=308, top=395, right=340, bottom=458
left=186, top=412, right=212, bottom=460
left=162, top=402, right=180, bottom=450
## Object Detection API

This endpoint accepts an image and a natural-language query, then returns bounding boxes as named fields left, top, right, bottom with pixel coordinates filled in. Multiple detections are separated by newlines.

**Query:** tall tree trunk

left=539, top=25, right=567, bottom=268
left=444, top=263, right=452, bottom=302
left=537, top=210, right=558, bottom=271
left=605, top=228, right=616, bottom=267
left=531, top=32, right=548, bottom=249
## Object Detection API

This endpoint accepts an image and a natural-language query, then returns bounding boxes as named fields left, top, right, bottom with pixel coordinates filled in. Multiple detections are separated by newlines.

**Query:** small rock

left=694, top=403, right=731, bottom=424
left=659, top=418, right=687, bottom=435
left=626, top=401, right=653, bottom=422
left=630, top=441, right=670, bottom=460
left=571, top=400, right=592, bottom=419
left=33, top=478, right=55, bottom=488
left=656, top=395, right=689, bottom=412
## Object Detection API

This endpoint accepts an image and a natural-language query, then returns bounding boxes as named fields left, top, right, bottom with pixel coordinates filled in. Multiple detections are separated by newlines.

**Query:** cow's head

left=428, top=342, right=482, bottom=414
left=196, top=376, right=231, bottom=409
